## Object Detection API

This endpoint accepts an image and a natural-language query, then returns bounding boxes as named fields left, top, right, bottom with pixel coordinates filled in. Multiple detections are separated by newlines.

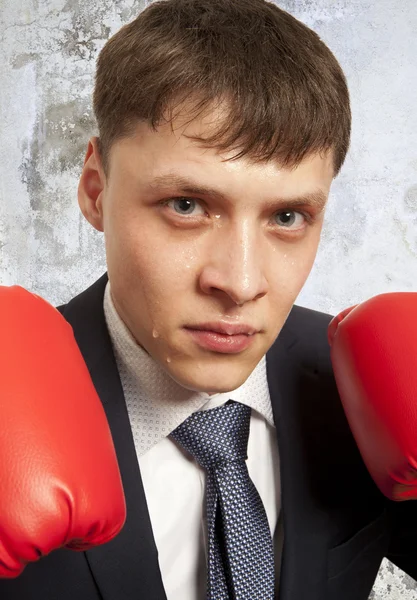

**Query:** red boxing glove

left=328, top=292, right=417, bottom=502
left=0, top=285, right=126, bottom=578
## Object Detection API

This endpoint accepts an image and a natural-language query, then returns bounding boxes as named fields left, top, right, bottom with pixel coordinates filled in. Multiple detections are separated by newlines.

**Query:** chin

left=166, top=360, right=252, bottom=394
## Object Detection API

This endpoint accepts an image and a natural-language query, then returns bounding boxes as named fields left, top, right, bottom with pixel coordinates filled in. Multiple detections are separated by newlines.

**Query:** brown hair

left=94, top=0, right=351, bottom=176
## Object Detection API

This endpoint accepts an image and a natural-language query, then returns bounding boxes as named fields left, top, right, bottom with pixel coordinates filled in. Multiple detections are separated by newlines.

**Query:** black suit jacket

left=1, top=272, right=417, bottom=600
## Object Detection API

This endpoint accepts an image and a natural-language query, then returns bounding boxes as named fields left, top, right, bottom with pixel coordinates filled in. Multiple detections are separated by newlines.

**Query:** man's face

left=79, top=107, right=334, bottom=393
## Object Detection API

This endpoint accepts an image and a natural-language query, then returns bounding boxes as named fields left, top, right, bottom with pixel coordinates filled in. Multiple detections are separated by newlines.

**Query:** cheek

left=133, top=241, right=198, bottom=288
left=269, top=239, right=320, bottom=300
left=124, top=227, right=202, bottom=294
left=111, top=235, right=200, bottom=331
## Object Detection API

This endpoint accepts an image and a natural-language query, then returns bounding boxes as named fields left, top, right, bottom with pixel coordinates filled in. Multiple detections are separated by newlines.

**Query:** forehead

left=112, top=126, right=334, bottom=190
left=108, top=99, right=335, bottom=193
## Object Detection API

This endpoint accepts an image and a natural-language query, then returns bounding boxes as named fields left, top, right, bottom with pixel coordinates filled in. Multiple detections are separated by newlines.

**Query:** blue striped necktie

left=170, top=400, right=275, bottom=599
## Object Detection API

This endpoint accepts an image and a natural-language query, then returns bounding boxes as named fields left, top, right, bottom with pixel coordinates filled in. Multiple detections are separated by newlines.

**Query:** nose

left=198, top=220, right=269, bottom=306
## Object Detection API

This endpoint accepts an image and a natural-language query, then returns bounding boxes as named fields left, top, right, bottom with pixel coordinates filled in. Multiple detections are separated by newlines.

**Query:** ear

left=78, top=137, right=106, bottom=232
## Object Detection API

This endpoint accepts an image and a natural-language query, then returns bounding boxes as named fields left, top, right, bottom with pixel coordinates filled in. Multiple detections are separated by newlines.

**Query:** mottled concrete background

left=1, top=0, right=416, bottom=597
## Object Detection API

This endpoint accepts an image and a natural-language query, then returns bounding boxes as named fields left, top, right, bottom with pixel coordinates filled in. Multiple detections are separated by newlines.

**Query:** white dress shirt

left=103, top=282, right=283, bottom=599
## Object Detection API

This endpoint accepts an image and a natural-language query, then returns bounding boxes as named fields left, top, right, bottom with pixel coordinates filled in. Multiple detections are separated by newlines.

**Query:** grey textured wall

left=1, top=1, right=417, bottom=597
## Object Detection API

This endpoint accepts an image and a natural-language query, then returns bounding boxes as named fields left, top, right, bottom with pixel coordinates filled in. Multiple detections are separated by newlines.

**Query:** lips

left=184, top=322, right=259, bottom=354
left=185, top=322, right=258, bottom=336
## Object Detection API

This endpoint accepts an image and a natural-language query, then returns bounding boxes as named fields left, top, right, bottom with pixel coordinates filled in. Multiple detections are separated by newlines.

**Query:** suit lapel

left=267, top=311, right=387, bottom=600
left=59, top=273, right=167, bottom=600
left=266, top=326, right=330, bottom=600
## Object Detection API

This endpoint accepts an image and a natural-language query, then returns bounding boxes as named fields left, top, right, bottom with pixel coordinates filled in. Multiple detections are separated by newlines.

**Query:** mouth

left=184, top=322, right=259, bottom=354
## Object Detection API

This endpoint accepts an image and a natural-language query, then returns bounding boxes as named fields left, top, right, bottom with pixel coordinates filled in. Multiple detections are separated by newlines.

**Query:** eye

left=166, top=197, right=205, bottom=216
left=274, top=210, right=305, bottom=228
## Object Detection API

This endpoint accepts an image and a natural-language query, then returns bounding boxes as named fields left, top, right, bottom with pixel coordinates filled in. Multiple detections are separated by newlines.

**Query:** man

left=1, top=0, right=416, bottom=598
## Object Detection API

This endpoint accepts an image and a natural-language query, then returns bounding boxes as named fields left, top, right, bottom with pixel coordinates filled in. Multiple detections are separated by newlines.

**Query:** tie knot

left=170, top=401, right=251, bottom=471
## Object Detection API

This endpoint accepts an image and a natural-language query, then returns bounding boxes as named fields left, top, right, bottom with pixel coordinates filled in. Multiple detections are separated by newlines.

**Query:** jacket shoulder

left=277, top=303, right=334, bottom=373
left=287, top=303, right=333, bottom=332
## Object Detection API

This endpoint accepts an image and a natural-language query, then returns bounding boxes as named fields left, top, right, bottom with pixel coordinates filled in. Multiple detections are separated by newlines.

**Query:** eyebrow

left=147, top=173, right=328, bottom=210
